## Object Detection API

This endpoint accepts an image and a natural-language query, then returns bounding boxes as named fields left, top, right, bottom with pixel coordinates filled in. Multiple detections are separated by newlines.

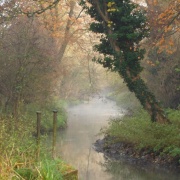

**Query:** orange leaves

left=156, top=37, right=176, bottom=54
left=164, top=25, right=173, bottom=33
left=169, top=38, right=174, bottom=47
left=146, top=60, right=156, bottom=67
left=146, top=0, right=158, bottom=6
left=147, top=0, right=179, bottom=34
left=38, top=1, right=85, bottom=41
left=157, top=37, right=165, bottom=46
left=157, top=4, right=178, bottom=26
left=153, top=0, right=158, bottom=6
left=146, top=0, right=179, bottom=55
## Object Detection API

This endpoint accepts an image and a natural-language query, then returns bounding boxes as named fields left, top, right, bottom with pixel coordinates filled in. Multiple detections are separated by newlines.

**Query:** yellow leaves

left=107, top=1, right=118, bottom=13
left=107, top=21, right=113, bottom=27
left=107, top=2, right=115, bottom=8
left=107, top=8, right=117, bottom=12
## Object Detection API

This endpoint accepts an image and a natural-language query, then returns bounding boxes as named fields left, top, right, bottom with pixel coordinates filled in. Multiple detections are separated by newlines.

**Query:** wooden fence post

left=52, top=110, right=58, bottom=158
left=36, top=111, right=41, bottom=161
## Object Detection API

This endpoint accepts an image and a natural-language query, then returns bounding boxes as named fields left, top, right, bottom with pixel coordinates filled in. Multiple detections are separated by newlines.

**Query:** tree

left=39, top=0, right=89, bottom=63
left=0, top=0, right=103, bottom=112
left=80, top=0, right=170, bottom=123
left=0, top=0, right=61, bottom=24
left=0, top=16, right=57, bottom=117
left=142, top=0, right=180, bottom=108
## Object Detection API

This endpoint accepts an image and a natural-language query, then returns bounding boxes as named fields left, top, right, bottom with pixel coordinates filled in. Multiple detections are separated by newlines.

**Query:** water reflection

left=54, top=96, right=180, bottom=180
left=102, top=159, right=180, bottom=180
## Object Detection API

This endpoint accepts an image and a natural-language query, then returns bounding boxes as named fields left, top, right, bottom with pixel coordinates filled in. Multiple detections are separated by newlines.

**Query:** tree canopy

left=80, top=0, right=170, bottom=123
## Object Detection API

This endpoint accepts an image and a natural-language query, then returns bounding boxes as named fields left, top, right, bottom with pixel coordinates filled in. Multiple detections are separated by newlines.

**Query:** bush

left=105, top=109, right=180, bottom=157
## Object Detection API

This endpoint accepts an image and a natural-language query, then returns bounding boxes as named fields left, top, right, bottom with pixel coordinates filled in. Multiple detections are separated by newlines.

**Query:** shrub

left=105, top=109, right=180, bottom=157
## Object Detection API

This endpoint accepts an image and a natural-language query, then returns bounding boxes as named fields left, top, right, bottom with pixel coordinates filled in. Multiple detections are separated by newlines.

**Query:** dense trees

left=0, top=0, right=178, bottom=120
left=0, top=17, right=56, bottom=116
left=0, top=0, right=105, bottom=116
left=142, top=0, right=180, bottom=108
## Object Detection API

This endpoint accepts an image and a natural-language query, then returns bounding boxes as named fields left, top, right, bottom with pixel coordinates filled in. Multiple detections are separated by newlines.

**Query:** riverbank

left=94, top=109, right=180, bottom=172
left=0, top=100, right=77, bottom=179
left=94, top=136, right=180, bottom=171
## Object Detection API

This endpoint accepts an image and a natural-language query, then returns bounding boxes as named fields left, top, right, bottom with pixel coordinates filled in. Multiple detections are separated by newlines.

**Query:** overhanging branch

left=22, top=0, right=61, bottom=17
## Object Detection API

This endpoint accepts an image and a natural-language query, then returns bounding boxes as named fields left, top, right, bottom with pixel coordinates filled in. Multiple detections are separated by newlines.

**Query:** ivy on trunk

left=80, top=0, right=170, bottom=123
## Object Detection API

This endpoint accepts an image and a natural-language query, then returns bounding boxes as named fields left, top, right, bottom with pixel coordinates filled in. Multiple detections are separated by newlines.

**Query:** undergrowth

left=0, top=102, right=76, bottom=179
left=104, top=109, right=180, bottom=158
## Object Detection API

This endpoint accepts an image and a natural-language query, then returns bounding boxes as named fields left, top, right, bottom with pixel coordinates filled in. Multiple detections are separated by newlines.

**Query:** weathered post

left=36, top=111, right=41, bottom=161
left=52, top=110, right=58, bottom=158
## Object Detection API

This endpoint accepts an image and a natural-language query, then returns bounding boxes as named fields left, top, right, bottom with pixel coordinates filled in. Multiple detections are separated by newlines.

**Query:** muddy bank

left=93, top=136, right=180, bottom=172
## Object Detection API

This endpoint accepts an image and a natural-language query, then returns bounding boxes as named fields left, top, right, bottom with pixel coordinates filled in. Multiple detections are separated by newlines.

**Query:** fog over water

left=54, top=95, right=180, bottom=180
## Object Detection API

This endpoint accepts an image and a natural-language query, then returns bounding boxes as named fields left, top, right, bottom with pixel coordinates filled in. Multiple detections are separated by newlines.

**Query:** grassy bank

left=0, top=102, right=77, bottom=179
left=25, top=100, right=67, bottom=133
left=103, top=109, right=180, bottom=165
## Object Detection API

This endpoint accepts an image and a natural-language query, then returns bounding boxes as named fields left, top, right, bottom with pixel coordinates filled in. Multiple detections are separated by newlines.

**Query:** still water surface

left=55, top=96, right=180, bottom=180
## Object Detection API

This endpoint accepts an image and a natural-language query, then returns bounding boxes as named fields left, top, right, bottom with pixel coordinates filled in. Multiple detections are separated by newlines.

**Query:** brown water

left=55, top=96, right=180, bottom=180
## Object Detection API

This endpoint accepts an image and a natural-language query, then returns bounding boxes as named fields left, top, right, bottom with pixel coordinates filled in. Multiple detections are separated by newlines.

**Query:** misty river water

left=54, top=95, right=180, bottom=180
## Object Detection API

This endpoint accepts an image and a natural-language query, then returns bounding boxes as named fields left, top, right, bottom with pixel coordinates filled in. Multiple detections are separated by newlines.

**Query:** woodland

left=0, top=0, right=179, bottom=120
left=0, top=0, right=179, bottom=179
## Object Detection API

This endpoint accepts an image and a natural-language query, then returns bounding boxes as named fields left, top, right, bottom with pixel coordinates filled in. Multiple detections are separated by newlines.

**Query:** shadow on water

left=101, top=158, right=180, bottom=180
left=52, top=95, right=180, bottom=180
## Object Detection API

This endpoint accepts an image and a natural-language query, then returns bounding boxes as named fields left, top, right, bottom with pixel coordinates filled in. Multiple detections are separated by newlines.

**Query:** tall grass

left=0, top=115, right=37, bottom=179
left=0, top=101, right=76, bottom=179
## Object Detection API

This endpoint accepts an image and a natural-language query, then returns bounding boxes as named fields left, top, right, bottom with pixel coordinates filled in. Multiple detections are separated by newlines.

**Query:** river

left=54, top=95, right=180, bottom=180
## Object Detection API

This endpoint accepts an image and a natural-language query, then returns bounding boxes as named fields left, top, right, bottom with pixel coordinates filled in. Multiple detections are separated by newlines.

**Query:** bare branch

left=22, top=0, right=61, bottom=17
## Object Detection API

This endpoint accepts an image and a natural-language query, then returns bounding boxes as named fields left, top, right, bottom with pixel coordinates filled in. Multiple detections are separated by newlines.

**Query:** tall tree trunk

left=57, top=1, right=75, bottom=62
left=120, top=70, right=170, bottom=123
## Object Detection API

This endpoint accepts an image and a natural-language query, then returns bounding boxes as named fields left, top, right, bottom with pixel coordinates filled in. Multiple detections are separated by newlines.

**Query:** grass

left=104, top=109, right=180, bottom=158
left=25, top=101, right=67, bottom=133
left=13, top=158, right=77, bottom=180
left=0, top=102, right=77, bottom=180
left=35, top=159, right=64, bottom=180
left=0, top=115, right=36, bottom=179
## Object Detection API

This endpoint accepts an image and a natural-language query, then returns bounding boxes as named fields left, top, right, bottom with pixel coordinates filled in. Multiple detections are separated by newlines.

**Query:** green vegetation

left=106, top=79, right=142, bottom=110
left=25, top=101, right=67, bottom=133
left=108, top=91, right=141, bottom=109
left=0, top=102, right=77, bottom=179
left=104, top=109, right=180, bottom=159
left=80, top=0, right=170, bottom=123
